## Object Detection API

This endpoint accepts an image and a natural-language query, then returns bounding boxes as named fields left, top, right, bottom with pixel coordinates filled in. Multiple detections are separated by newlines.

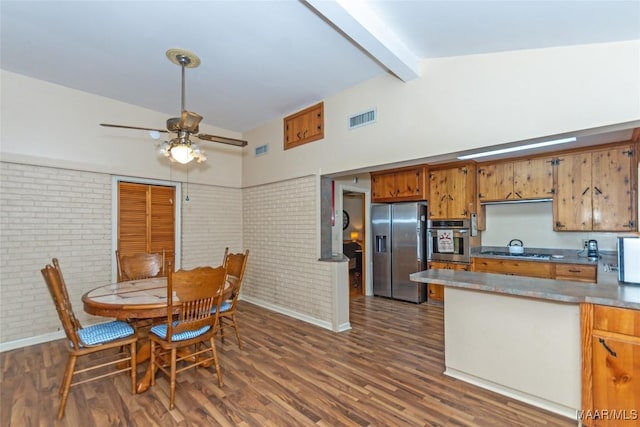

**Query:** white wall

left=242, top=41, right=640, bottom=187
left=0, top=71, right=244, bottom=188
left=481, top=203, right=638, bottom=252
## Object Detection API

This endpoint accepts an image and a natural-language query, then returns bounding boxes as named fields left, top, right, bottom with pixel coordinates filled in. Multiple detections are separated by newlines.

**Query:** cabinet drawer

left=472, top=258, right=553, bottom=278
left=594, top=305, right=640, bottom=336
left=555, top=264, right=596, bottom=283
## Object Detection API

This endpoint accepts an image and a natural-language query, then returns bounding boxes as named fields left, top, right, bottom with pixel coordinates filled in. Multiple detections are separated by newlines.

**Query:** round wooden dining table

left=83, top=277, right=172, bottom=321
left=83, top=276, right=231, bottom=393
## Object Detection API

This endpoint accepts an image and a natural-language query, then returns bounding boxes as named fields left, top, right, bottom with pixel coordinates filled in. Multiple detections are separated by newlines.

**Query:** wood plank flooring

left=1, top=297, right=576, bottom=426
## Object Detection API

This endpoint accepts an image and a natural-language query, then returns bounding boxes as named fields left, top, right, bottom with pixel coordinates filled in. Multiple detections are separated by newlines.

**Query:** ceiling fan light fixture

left=170, top=143, right=194, bottom=164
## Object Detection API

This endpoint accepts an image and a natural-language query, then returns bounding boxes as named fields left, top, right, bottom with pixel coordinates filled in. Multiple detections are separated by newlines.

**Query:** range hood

left=480, top=198, right=553, bottom=205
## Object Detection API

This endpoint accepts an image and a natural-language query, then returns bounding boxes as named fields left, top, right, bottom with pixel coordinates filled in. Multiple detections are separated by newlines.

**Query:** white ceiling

left=1, top=0, right=639, bottom=135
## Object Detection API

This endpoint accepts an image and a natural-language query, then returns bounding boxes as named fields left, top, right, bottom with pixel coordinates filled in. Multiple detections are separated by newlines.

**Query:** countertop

left=472, top=245, right=605, bottom=265
left=410, top=269, right=640, bottom=310
left=471, top=246, right=619, bottom=286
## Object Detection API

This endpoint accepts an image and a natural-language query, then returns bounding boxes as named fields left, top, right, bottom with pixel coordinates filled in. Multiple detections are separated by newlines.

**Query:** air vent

left=255, top=144, right=268, bottom=156
left=348, top=108, right=376, bottom=129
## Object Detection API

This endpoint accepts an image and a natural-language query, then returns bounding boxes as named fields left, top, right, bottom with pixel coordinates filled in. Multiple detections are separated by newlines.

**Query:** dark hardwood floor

left=1, top=297, right=575, bottom=426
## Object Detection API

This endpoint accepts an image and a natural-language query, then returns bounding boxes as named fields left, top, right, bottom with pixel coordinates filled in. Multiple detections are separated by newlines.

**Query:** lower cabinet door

left=428, top=283, right=444, bottom=302
left=590, top=334, right=640, bottom=426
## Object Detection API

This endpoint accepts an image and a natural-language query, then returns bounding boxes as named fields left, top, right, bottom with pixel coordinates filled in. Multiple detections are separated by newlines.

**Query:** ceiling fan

left=100, top=48, right=248, bottom=164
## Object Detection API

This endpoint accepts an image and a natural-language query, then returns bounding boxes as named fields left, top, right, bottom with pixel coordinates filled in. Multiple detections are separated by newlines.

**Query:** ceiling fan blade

left=196, top=133, right=248, bottom=147
left=100, top=123, right=169, bottom=133
left=178, top=111, right=203, bottom=133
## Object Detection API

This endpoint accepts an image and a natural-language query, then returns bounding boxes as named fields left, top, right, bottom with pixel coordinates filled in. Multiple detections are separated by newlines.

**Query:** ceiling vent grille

left=348, top=108, right=376, bottom=129
left=254, top=144, right=268, bottom=156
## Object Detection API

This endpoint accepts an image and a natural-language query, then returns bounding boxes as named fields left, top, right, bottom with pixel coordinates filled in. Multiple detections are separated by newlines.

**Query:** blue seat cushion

left=150, top=321, right=211, bottom=341
left=211, top=300, right=232, bottom=314
left=77, top=321, right=135, bottom=346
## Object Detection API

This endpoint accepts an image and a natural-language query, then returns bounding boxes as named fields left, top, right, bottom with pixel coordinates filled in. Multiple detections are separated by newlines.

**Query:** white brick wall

left=0, top=163, right=334, bottom=345
left=242, top=176, right=333, bottom=323
left=0, top=162, right=112, bottom=342
left=0, top=162, right=246, bottom=345
left=180, top=182, right=243, bottom=269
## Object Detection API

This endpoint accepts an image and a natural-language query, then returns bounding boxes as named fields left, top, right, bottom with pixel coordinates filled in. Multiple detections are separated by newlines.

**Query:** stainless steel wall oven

left=427, top=219, right=471, bottom=263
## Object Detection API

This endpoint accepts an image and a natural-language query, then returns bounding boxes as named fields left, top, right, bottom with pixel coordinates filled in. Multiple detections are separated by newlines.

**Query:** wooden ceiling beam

left=304, top=0, right=421, bottom=82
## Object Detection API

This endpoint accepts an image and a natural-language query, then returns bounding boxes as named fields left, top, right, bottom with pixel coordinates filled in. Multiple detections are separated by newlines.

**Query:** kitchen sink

left=479, top=250, right=551, bottom=260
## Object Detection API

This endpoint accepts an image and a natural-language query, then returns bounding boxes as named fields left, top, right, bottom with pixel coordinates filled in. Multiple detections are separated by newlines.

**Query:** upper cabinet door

left=591, top=145, right=635, bottom=231
left=554, top=144, right=636, bottom=231
left=513, top=157, right=554, bottom=200
left=371, top=166, right=427, bottom=202
left=478, top=157, right=554, bottom=202
left=554, top=151, right=593, bottom=231
left=429, top=164, right=475, bottom=219
left=371, top=171, right=397, bottom=201
left=448, top=166, right=472, bottom=218
left=394, top=167, right=424, bottom=199
left=283, top=102, right=324, bottom=150
left=428, top=169, right=449, bottom=218
left=478, top=162, right=514, bottom=201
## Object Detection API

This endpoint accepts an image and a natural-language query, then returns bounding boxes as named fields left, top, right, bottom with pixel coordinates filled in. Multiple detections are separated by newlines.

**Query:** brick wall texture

left=242, top=176, right=333, bottom=322
left=0, top=163, right=332, bottom=344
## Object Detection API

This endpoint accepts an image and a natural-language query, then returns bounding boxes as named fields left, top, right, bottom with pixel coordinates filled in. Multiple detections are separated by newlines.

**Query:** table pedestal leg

left=135, top=341, right=154, bottom=393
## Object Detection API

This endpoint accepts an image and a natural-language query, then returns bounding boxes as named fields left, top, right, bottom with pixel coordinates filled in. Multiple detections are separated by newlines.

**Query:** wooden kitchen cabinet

left=429, top=163, right=477, bottom=219
left=472, top=257, right=553, bottom=278
left=554, top=144, right=636, bottom=231
left=371, top=165, right=427, bottom=202
left=477, top=157, right=554, bottom=202
left=284, top=102, right=324, bottom=150
left=427, top=261, right=470, bottom=302
left=472, top=257, right=596, bottom=282
left=555, top=263, right=597, bottom=283
left=582, top=305, right=640, bottom=427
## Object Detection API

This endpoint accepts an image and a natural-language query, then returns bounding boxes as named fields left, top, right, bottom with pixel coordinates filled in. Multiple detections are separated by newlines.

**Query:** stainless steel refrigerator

left=372, top=202, right=427, bottom=303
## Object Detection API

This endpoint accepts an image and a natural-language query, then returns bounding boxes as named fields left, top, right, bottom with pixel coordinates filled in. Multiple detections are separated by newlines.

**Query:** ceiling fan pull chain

left=185, top=164, right=190, bottom=202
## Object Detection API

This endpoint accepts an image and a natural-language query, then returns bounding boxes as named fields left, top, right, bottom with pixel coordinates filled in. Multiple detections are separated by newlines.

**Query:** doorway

left=342, top=190, right=365, bottom=299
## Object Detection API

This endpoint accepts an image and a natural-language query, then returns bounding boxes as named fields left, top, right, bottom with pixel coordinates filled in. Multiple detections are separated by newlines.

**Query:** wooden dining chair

left=116, top=249, right=166, bottom=282
left=149, top=264, right=227, bottom=409
left=215, top=248, right=249, bottom=348
left=41, top=258, right=138, bottom=420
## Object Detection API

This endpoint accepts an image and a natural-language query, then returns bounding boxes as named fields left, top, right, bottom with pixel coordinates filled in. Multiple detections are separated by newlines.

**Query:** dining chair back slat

left=116, top=249, right=166, bottom=282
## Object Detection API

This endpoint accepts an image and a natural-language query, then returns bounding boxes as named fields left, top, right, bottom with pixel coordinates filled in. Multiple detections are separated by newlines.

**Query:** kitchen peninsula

left=410, top=268, right=640, bottom=422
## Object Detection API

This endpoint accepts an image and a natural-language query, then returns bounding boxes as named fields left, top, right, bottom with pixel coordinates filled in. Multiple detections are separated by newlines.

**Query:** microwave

left=618, top=237, right=640, bottom=285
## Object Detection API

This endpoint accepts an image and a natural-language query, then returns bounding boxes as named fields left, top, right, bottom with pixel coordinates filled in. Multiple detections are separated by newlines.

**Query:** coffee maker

left=587, top=239, right=599, bottom=260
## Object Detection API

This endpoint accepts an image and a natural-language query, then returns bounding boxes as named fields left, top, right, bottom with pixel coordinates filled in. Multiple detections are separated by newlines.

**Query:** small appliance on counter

left=618, top=237, right=640, bottom=284
left=587, top=239, right=599, bottom=260
left=507, top=239, right=524, bottom=255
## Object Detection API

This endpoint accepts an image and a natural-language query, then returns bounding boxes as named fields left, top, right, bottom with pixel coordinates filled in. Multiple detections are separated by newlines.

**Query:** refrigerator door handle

left=417, top=227, right=424, bottom=261
left=376, top=235, right=387, bottom=253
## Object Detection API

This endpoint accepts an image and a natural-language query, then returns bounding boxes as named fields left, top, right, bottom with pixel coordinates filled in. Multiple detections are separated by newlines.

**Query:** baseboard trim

left=240, top=295, right=333, bottom=331
left=2, top=298, right=342, bottom=352
left=335, top=321, right=352, bottom=332
left=444, top=367, right=577, bottom=420
left=0, top=330, right=65, bottom=353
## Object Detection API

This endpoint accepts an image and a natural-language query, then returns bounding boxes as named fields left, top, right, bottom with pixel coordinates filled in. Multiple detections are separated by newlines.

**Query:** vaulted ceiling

left=1, top=1, right=638, bottom=134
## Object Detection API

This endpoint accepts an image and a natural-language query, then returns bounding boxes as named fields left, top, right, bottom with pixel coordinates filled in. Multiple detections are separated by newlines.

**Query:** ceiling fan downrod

left=177, top=55, right=189, bottom=113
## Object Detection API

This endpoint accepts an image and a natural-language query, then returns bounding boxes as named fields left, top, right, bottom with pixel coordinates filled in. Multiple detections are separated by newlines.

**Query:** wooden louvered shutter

left=118, top=182, right=175, bottom=269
